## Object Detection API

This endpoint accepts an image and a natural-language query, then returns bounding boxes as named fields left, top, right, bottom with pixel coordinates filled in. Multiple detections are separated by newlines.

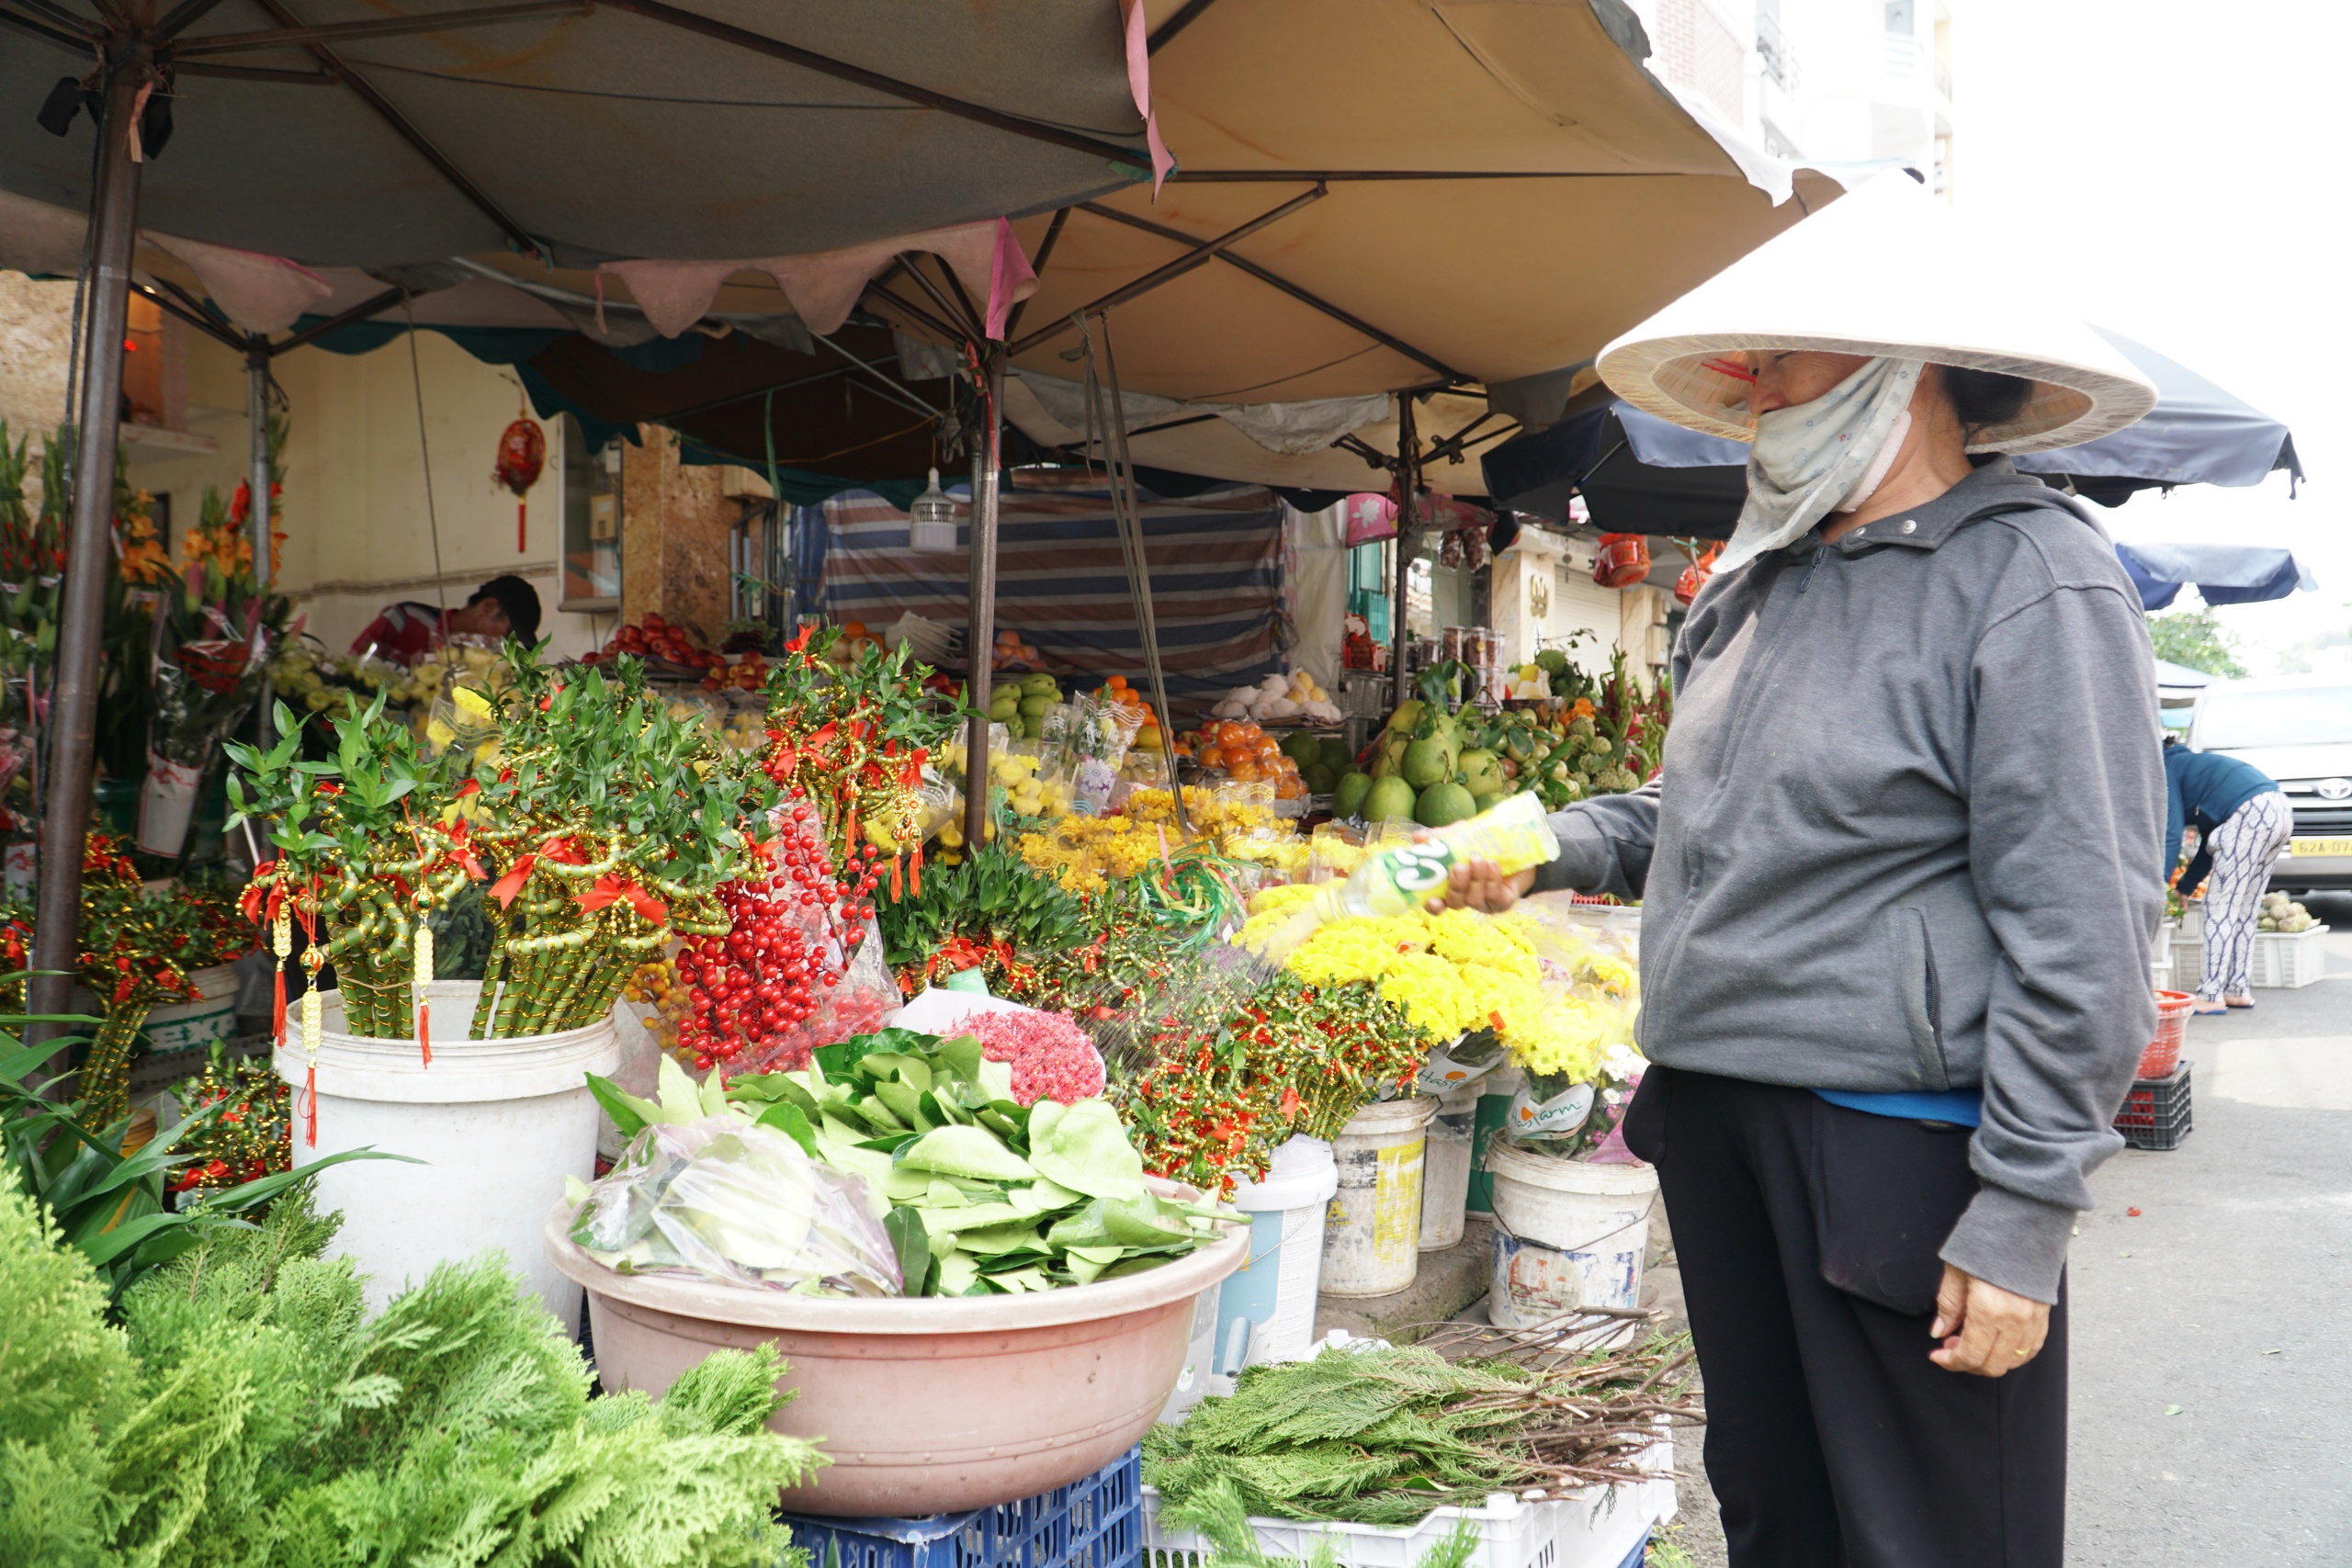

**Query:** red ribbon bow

left=576, top=874, right=667, bottom=926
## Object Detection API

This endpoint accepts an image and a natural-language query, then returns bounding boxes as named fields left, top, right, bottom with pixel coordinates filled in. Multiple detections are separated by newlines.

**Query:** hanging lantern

left=492, top=417, right=547, bottom=553
left=1593, top=532, right=1651, bottom=589
left=908, top=468, right=961, bottom=552
left=1675, top=541, right=1723, bottom=605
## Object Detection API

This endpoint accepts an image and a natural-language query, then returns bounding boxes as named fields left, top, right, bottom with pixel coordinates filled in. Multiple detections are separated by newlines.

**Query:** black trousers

left=1623, top=1066, right=2067, bottom=1568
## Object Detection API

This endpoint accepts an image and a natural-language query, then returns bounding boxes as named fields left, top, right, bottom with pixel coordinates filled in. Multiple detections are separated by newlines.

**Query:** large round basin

left=544, top=1187, right=1248, bottom=1515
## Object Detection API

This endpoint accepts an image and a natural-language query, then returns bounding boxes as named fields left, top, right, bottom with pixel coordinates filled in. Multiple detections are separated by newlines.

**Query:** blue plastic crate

left=783, top=1447, right=1142, bottom=1568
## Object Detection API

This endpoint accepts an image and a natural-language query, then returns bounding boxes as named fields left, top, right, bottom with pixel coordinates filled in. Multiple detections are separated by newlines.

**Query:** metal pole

left=961, top=350, right=1002, bottom=848
left=248, top=342, right=275, bottom=748
left=31, top=55, right=147, bottom=1037
left=1389, top=393, right=1419, bottom=711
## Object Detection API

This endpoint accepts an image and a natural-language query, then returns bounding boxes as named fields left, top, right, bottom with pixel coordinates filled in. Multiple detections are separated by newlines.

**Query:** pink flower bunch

left=954, top=1007, right=1107, bottom=1106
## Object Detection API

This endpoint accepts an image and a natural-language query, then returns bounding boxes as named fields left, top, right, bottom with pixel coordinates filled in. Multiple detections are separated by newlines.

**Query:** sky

left=1958, top=0, right=2347, bottom=671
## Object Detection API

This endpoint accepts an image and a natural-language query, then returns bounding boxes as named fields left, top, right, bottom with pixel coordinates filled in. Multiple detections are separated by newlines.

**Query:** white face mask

left=1717, top=356, right=1925, bottom=575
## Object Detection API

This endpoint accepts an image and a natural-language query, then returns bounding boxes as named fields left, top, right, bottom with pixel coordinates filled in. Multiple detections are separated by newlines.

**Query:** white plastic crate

left=2170, top=935, right=2204, bottom=994
left=2251, top=924, right=2330, bottom=988
left=1140, top=1436, right=1673, bottom=1568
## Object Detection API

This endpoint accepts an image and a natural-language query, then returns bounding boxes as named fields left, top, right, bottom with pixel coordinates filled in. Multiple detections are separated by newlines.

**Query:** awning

left=0, top=2, right=1154, bottom=268
left=2116, top=543, right=2317, bottom=613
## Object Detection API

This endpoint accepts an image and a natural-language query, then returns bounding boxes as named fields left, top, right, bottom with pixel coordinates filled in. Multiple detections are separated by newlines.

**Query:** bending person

left=2165, top=734, right=2290, bottom=1011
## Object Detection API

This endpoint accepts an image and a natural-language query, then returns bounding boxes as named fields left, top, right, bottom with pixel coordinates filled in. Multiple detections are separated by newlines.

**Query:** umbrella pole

left=1389, top=394, right=1419, bottom=711
left=248, top=344, right=275, bottom=748
left=962, top=348, right=1002, bottom=848
left=30, top=60, right=147, bottom=1039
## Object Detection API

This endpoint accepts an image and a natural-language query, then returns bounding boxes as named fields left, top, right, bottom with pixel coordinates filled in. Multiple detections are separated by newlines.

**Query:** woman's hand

left=1928, top=1264, right=2050, bottom=1377
left=1427, top=859, right=1535, bottom=915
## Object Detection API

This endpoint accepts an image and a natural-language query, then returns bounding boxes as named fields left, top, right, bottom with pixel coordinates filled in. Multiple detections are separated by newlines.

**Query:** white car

left=2186, top=675, right=2352, bottom=893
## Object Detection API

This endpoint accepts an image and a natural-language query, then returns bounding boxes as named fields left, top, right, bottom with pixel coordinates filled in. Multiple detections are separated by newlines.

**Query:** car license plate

left=2289, top=838, right=2352, bottom=858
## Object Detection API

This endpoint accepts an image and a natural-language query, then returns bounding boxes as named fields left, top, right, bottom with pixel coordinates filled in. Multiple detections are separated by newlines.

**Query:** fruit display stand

left=544, top=1193, right=1249, bottom=1516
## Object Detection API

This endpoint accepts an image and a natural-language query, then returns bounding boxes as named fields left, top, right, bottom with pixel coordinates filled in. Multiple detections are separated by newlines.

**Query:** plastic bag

left=570, top=1116, right=902, bottom=1295
left=725, top=908, right=905, bottom=1076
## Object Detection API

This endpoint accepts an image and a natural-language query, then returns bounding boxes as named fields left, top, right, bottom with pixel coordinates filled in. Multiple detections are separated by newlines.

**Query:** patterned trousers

left=2199, top=791, right=2296, bottom=999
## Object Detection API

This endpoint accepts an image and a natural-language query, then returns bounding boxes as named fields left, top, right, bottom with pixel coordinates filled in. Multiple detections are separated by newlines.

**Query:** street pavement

left=2067, top=895, right=2352, bottom=1565
left=1652, top=897, right=2352, bottom=1566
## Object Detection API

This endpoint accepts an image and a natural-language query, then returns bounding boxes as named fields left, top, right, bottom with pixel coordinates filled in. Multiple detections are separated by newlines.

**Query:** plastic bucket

left=136, top=752, right=204, bottom=857
left=2141, top=989, right=2194, bottom=1078
left=276, top=978, right=619, bottom=1324
left=1486, top=1139, right=1657, bottom=1331
left=1213, top=1135, right=1339, bottom=1381
left=1465, top=1066, right=1524, bottom=1215
left=1321, top=1097, right=1437, bottom=1298
left=138, top=964, right=242, bottom=1056
left=1419, top=1083, right=1482, bottom=1251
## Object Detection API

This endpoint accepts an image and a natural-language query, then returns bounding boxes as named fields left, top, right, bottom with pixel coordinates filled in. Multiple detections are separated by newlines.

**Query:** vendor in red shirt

left=349, top=575, right=542, bottom=667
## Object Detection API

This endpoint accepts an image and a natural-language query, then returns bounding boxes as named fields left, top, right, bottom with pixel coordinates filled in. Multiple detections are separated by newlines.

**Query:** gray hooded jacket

left=1539, top=459, right=2164, bottom=1303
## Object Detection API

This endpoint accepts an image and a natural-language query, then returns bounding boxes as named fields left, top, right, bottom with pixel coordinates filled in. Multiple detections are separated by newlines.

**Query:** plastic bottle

left=1265, top=793, right=1560, bottom=953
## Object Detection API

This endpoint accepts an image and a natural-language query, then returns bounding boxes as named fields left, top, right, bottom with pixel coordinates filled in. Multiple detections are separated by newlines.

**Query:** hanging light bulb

left=909, top=467, right=961, bottom=552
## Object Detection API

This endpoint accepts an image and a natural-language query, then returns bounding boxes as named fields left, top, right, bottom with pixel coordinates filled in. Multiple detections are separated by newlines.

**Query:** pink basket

left=2140, top=989, right=2195, bottom=1079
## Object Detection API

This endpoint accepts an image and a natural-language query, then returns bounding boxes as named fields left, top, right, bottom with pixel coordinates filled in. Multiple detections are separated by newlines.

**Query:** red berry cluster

left=674, top=799, right=888, bottom=1073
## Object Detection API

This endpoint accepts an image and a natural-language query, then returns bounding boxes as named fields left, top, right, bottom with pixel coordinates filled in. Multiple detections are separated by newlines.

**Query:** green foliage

left=0, top=1169, right=826, bottom=1568
left=871, top=840, right=1089, bottom=973
left=2148, top=606, right=2250, bottom=680
left=1143, top=1345, right=1535, bottom=1525
left=0, top=1018, right=392, bottom=1306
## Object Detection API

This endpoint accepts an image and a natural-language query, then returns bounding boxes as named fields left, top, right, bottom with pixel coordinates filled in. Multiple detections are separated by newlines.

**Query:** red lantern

left=1593, top=532, right=1651, bottom=589
left=1674, top=542, right=1722, bottom=605
left=492, top=417, right=547, bottom=553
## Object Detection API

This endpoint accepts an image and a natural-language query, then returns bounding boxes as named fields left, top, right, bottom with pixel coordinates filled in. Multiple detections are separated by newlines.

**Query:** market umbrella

left=2116, top=542, right=2317, bottom=613
left=1485, top=326, right=2305, bottom=534
left=0, top=0, right=1157, bottom=1027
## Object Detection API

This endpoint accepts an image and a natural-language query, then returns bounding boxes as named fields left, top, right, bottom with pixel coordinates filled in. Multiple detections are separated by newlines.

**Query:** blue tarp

left=2115, top=542, right=2317, bottom=612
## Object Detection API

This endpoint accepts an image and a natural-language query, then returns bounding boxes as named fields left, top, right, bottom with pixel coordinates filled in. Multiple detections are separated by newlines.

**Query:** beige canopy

left=959, top=0, right=1847, bottom=490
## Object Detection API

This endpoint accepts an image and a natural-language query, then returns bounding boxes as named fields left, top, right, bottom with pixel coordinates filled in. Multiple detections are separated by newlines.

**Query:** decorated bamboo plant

left=228, top=649, right=765, bottom=1103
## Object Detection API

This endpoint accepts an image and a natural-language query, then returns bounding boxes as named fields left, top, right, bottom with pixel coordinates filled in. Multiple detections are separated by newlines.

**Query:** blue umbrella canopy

left=2115, top=542, right=2317, bottom=613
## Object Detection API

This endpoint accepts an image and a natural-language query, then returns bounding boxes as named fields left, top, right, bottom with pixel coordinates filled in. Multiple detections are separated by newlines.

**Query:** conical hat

left=1596, top=173, right=2157, bottom=454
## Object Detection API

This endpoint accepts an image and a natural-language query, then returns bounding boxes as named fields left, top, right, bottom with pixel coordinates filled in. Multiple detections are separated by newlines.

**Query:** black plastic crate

left=2115, top=1062, right=2191, bottom=1151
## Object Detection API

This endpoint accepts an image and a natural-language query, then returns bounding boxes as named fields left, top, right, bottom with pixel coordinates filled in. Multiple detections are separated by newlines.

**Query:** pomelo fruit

left=1414, top=781, right=1477, bottom=828
left=1364, top=776, right=1418, bottom=823
left=1333, top=771, right=1374, bottom=818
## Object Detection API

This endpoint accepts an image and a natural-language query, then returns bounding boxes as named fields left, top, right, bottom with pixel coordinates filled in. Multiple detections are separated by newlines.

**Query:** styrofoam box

left=2252, top=925, right=2330, bottom=988
left=1141, top=1434, right=1673, bottom=1568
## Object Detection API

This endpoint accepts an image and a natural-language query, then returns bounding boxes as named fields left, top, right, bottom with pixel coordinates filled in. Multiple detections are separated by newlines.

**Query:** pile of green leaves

left=870, top=840, right=1090, bottom=974
left=1144, top=1344, right=1539, bottom=1526
left=591, top=1029, right=1228, bottom=1297
left=0, top=1166, right=824, bottom=1567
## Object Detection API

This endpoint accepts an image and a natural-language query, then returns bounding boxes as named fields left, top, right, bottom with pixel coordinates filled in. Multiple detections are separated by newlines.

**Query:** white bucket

left=1486, top=1139, right=1657, bottom=1331
left=139, top=964, right=242, bottom=1056
left=136, top=753, right=204, bottom=857
left=1213, top=1135, right=1339, bottom=1381
left=276, top=978, right=619, bottom=1325
left=1321, top=1097, right=1437, bottom=1298
left=1418, top=1082, right=1482, bottom=1252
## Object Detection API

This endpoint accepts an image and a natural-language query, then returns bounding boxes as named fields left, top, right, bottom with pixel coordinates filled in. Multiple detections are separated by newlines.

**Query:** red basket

left=2140, top=989, right=2194, bottom=1079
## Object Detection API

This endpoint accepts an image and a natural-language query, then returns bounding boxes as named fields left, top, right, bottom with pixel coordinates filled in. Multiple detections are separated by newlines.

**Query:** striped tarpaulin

left=818, top=470, right=1285, bottom=710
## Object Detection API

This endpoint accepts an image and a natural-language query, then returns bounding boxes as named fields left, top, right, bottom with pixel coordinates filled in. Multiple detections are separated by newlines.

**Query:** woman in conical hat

left=1439, top=175, right=2164, bottom=1568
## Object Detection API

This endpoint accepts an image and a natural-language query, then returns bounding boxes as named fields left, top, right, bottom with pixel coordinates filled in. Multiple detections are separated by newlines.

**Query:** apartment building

left=1623, top=0, right=1958, bottom=197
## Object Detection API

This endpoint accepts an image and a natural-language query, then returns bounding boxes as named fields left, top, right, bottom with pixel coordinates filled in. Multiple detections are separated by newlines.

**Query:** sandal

left=2226, top=994, right=2256, bottom=1010
left=2189, top=998, right=2230, bottom=1015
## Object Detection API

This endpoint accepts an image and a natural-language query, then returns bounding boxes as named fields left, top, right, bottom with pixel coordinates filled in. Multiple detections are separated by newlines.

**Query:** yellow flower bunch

left=1016, top=811, right=1184, bottom=893
left=1508, top=989, right=1619, bottom=1081
left=1127, top=784, right=1282, bottom=837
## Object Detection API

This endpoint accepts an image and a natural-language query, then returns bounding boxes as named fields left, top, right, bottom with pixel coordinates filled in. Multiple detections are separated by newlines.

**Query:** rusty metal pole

left=248, top=342, right=275, bottom=748
left=1389, top=393, right=1420, bottom=711
left=961, top=349, right=1002, bottom=848
left=31, top=52, right=148, bottom=1037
